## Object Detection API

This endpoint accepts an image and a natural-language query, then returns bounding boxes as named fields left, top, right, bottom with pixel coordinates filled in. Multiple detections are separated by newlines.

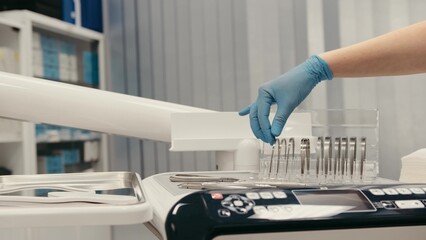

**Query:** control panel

left=166, top=184, right=426, bottom=239
left=205, top=185, right=426, bottom=221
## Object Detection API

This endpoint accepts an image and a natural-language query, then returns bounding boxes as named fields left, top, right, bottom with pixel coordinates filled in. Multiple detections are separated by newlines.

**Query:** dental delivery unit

left=0, top=71, right=425, bottom=239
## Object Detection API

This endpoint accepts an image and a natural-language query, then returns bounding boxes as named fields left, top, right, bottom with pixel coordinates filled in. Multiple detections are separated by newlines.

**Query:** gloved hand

left=239, top=55, right=333, bottom=145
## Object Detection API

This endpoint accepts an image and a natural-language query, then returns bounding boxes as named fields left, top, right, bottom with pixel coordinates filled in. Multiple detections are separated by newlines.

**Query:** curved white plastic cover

left=0, top=172, right=152, bottom=227
left=170, top=112, right=312, bottom=151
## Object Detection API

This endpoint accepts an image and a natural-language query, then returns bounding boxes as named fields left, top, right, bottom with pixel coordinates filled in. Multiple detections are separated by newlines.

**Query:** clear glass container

left=259, top=109, right=379, bottom=185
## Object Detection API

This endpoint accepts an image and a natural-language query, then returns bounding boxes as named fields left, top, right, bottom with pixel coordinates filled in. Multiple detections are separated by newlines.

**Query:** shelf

left=0, top=10, right=102, bottom=41
left=37, top=138, right=100, bottom=145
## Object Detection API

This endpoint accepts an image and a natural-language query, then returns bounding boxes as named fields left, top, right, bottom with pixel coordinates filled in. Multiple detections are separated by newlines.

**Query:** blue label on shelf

left=62, top=149, right=80, bottom=165
left=82, top=51, right=99, bottom=86
left=42, top=50, right=58, bottom=67
left=45, top=155, right=64, bottom=173
left=41, top=35, right=58, bottom=52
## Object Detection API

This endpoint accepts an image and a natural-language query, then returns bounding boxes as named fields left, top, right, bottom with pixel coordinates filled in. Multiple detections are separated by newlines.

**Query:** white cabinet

left=0, top=11, right=110, bottom=240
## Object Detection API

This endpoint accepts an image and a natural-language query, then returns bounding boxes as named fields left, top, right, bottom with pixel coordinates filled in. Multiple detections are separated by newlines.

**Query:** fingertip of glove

left=238, top=106, right=250, bottom=116
left=271, top=129, right=282, bottom=138
left=271, top=125, right=283, bottom=137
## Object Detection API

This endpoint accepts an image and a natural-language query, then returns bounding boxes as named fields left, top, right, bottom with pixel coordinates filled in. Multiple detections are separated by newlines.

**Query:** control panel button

left=369, top=189, right=385, bottom=196
left=267, top=205, right=283, bottom=213
left=383, top=188, right=399, bottom=195
left=211, top=192, right=223, bottom=200
left=381, top=201, right=397, bottom=209
left=221, top=201, right=233, bottom=208
left=259, top=192, right=274, bottom=199
left=281, top=205, right=293, bottom=212
left=246, top=192, right=260, bottom=200
left=396, top=188, right=412, bottom=195
left=409, top=188, right=425, bottom=194
left=235, top=208, right=249, bottom=214
left=253, top=206, right=268, bottom=214
left=373, top=202, right=384, bottom=208
left=272, top=191, right=287, bottom=199
left=394, top=200, right=424, bottom=209
left=218, top=209, right=231, bottom=217
left=233, top=200, right=244, bottom=207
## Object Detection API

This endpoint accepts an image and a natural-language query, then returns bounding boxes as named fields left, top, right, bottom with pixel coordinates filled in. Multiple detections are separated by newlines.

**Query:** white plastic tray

left=0, top=172, right=152, bottom=227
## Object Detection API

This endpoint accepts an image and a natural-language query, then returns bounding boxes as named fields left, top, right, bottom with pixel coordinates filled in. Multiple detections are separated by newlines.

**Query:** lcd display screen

left=293, top=189, right=375, bottom=212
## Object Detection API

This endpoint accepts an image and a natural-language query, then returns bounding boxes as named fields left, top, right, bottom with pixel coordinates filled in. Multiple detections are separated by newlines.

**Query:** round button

left=233, top=200, right=244, bottom=207
left=218, top=209, right=231, bottom=217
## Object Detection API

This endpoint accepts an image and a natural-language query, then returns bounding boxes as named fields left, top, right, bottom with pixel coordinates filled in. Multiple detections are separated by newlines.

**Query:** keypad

left=221, top=194, right=255, bottom=214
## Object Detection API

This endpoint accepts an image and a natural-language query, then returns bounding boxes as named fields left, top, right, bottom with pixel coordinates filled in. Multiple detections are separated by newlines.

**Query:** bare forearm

left=319, top=21, right=426, bottom=78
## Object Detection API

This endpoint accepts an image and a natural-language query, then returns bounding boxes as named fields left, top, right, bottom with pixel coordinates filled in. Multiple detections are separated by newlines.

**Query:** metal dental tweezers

left=286, top=138, right=295, bottom=175
left=301, top=138, right=310, bottom=176
left=360, top=137, right=366, bottom=180
left=349, top=137, right=357, bottom=178
left=316, top=137, right=324, bottom=177
left=169, top=174, right=239, bottom=182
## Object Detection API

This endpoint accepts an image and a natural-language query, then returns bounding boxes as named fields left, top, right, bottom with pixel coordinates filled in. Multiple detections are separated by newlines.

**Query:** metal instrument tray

left=0, top=172, right=152, bottom=227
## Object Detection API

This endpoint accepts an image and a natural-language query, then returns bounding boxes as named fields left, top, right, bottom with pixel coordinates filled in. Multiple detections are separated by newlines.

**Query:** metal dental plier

left=169, top=174, right=240, bottom=183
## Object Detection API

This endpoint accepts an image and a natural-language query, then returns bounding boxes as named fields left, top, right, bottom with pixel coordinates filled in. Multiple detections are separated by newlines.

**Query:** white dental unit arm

left=0, top=71, right=263, bottom=171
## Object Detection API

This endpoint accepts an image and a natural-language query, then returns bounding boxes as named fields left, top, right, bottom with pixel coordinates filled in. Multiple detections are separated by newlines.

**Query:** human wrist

left=304, top=55, right=334, bottom=83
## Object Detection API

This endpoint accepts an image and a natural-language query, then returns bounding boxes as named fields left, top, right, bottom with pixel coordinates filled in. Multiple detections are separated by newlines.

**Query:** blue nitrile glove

left=239, top=55, right=333, bottom=145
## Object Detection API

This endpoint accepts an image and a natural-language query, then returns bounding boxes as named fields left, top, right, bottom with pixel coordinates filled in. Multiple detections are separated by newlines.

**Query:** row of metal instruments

left=259, top=137, right=378, bottom=184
